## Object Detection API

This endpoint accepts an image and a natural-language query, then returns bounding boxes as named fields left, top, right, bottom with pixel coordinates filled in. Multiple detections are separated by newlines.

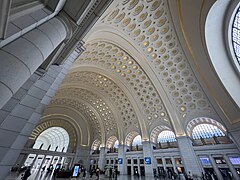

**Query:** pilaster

left=117, top=144, right=128, bottom=175
left=177, top=136, right=203, bottom=176
left=142, top=141, right=156, bottom=177
left=98, top=147, right=109, bottom=170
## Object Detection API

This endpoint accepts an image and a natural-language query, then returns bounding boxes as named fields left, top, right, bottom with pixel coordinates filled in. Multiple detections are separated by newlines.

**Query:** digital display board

left=199, top=157, right=211, bottom=166
left=229, top=157, right=240, bottom=165
left=72, top=165, right=80, bottom=177
left=118, top=158, right=123, bottom=164
left=144, top=157, right=151, bottom=164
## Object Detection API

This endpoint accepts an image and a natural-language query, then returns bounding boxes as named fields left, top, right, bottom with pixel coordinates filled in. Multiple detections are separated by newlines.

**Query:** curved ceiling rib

left=71, top=41, right=172, bottom=136
left=53, top=87, right=119, bottom=140
left=49, top=98, right=104, bottom=141
left=61, top=71, right=141, bottom=139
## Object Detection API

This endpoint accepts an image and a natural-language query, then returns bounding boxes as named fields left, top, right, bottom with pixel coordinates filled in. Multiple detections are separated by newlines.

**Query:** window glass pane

left=232, top=7, right=240, bottom=67
left=157, top=158, right=162, bottom=164
left=158, top=130, right=176, bottom=143
left=192, top=124, right=225, bottom=139
left=132, top=135, right=142, bottom=146
left=165, top=158, right=172, bottom=164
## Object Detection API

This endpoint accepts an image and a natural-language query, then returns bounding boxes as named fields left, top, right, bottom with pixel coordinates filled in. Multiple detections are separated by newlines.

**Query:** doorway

left=219, top=168, right=233, bottom=180
left=127, top=166, right=131, bottom=175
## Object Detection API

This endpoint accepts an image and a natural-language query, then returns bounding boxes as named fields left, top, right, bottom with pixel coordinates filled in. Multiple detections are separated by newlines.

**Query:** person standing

left=21, top=166, right=31, bottom=180
left=90, top=168, right=94, bottom=178
left=109, top=168, right=113, bottom=180
left=96, top=168, right=100, bottom=180
left=83, top=168, right=87, bottom=179
left=187, top=171, right=193, bottom=180
left=114, top=167, right=118, bottom=180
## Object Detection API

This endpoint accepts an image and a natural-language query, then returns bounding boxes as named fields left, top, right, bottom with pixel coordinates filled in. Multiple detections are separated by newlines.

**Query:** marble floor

left=6, top=170, right=176, bottom=180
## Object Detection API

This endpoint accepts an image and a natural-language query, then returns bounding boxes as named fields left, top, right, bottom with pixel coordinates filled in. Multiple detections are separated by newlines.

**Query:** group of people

left=105, top=167, right=118, bottom=180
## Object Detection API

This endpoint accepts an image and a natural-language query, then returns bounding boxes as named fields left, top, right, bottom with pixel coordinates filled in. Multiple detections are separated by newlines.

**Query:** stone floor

left=6, top=170, right=176, bottom=180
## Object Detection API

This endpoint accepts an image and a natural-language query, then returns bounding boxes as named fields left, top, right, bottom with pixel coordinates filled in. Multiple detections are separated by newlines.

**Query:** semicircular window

left=157, top=130, right=177, bottom=143
left=192, top=124, right=225, bottom=139
left=232, top=6, right=240, bottom=68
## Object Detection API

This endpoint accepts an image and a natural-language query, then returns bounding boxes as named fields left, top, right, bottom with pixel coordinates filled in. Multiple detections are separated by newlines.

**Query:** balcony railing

left=192, top=136, right=233, bottom=146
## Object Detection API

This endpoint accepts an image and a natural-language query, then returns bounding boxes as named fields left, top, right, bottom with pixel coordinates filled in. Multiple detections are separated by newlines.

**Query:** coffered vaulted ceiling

left=42, top=0, right=238, bottom=146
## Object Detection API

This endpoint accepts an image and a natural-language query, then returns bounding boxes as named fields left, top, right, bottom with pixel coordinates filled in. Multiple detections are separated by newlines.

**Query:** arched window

left=106, top=136, right=118, bottom=149
left=113, top=140, right=119, bottom=148
left=205, top=0, right=240, bottom=106
left=91, top=139, right=101, bottom=150
left=33, top=127, right=70, bottom=153
left=231, top=5, right=240, bottom=70
left=186, top=117, right=232, bottom=145
left=132, top=135, right=142, bottom=146
left=158, top=130, right=177, bottom=143
left=192, top=124, right=225, bottom=139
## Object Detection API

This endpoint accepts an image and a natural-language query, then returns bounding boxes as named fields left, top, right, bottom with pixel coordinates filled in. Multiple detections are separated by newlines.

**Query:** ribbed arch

left=91, top=139, right=101, bottom=150
left=30, top=118, right=78, bottom=151
left=150, top=125, right=171, bottom=143
left=106, top=136, right=118, bottom=148
left=158, top=130, right=177, bottom=143
left=186, top=117, right=227, bottom=138
left=125, top=131, right=140, bottom=146
left=33, top=127, right=70, bottom=152
left=49, top=98, right=104, bottom=142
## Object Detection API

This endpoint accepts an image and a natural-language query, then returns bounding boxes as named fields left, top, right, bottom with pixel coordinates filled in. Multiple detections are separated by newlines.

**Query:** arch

left=132, top=135, right=142, bottom=146
left=205, top=0, right=240, bottom=107
left=191, top=124, right=226, bottom=139
left=33, top=127, right=70, bottom=153
left=68, top=66, right=146, bottom=140
left=106, top=136, right=118, bottom=148
left=150, top=125, right=172, bottom=143
left=158, top=130, right=177, bottom=143
left=186, top=117, right=227, bottom=137
left=49, top=98, right=105, bottom=144
left=30, top=117, right=78, bottom=152
left=125, top=131, right=140, bottom=146
left=91, top=139, right=101, bottom=150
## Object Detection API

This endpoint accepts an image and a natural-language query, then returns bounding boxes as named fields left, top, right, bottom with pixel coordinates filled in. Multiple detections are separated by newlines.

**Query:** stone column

left=30, top=154, right=38, bottom=169
left=0, top=16, right=67, bottom=109
left=131, top=158, right=134, bottom=176
left=98, top=147, right=108, bottom=170
left=0, top=42, right=84, bottom=179
left=0, top=0, right=11, bottom=39
left=223, top=154, right=240, bottom=180
left=208, top=155, right=224, bottom=180
left=137, top=158, right=141, bottom=176
left=162, top=157, right=167, bottom=171
left=142, top=141, right=156, bottom=177
left=118, top=144, right=128, bottom=175
left=177, top=136, right=202, bottom=176
left=171, top=157, right=178, bottom=174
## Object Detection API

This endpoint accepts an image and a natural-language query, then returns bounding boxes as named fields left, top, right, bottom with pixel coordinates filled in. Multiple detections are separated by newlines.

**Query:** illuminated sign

left=118, top=158, right=123, bottom=164
left=145, top=157, right=151, bottom=164
left=72, top=165, right=80, bottom=177
left=199, top=157, right=211, bottom=166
